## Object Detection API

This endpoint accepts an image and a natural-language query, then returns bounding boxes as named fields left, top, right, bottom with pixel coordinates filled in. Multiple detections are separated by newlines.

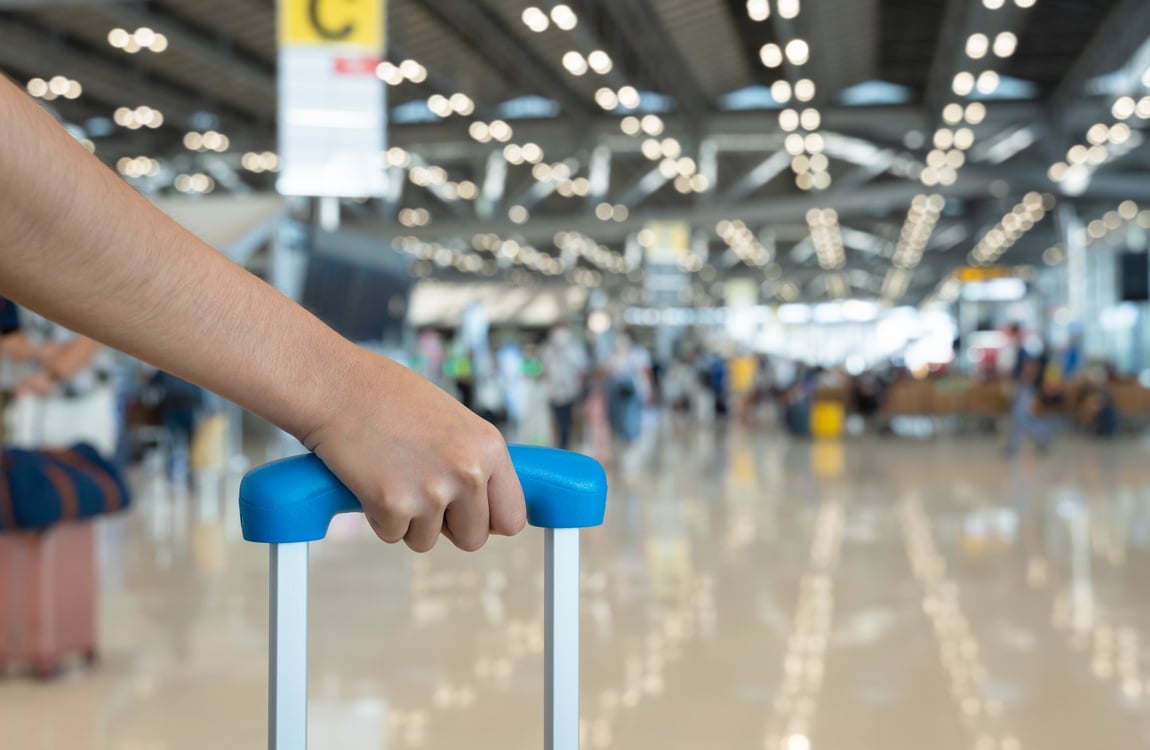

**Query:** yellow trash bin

left=810, top=400, right=845, bottom=440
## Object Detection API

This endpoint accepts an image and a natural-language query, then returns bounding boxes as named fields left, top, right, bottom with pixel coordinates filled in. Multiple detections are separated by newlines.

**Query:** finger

left=364, top=491, right=414, bottom=544
left=404, top=508, right=447, bottom=553
left=443, top=483, right=490, bottom=552
left=487, top=448, right=526, bottom=537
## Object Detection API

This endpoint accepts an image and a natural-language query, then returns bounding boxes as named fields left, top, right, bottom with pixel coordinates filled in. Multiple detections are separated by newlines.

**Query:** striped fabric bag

left=0, top=443, right=130, bottom=531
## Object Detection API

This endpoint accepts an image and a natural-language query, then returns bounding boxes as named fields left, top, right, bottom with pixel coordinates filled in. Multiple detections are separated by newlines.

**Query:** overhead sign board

left=277, top=0, right=386, bottom=197
left=954, top=266, right=1013, bottom=284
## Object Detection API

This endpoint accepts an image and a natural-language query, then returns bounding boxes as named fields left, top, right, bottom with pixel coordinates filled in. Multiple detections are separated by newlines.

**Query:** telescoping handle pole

left=240, top=445, right=608, bottom=750
left=545, top=526, right=580, bottom=750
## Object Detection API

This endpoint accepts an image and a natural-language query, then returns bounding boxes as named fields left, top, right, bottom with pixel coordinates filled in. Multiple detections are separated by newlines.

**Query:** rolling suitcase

left=239, top=444, right=608, bottom=750
left=0, top=521, right=98, bottom=677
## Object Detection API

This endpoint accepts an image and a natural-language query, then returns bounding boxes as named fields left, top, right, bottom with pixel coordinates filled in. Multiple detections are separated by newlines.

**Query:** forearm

left=41, top=336, right=99, bottom=381
left=0, top=75, right=359, bottom=442
left=0, top=332, right=40, bottom=362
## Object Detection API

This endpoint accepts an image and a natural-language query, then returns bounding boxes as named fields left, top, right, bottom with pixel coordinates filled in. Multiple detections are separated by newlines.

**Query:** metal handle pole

left=544, top=527, right=580, bottom=750
left=269, top=542, right=309, bottom=750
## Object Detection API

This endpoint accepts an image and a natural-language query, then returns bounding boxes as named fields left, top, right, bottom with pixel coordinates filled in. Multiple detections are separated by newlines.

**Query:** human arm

left=0, top=75, right=524, bottom=551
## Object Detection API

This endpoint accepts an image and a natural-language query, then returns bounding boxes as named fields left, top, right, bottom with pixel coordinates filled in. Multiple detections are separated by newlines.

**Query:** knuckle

left=452, top=528, right=487, bottom=552
left=457, top=462, right=487, bottom=492
left=406, top=535, right=437, bottom=553
left=423, top=478, right=455, bottom=510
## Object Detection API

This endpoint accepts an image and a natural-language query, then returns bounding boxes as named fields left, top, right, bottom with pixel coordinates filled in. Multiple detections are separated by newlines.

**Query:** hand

left=14, top=369, right=58, bottom=396
left=302, top=350, right=526, bottom=552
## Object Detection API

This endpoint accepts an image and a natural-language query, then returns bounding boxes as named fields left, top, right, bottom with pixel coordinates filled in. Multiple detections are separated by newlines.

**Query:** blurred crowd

left=401, top=319, right=1146, bottom=461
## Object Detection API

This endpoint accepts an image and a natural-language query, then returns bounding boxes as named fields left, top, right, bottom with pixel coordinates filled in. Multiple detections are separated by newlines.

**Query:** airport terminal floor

left=4, top=422, right=1150, bottom=750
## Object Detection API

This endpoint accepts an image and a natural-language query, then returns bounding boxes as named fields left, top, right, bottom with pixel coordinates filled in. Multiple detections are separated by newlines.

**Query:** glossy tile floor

left=5, top=420, right=1150, bottom=750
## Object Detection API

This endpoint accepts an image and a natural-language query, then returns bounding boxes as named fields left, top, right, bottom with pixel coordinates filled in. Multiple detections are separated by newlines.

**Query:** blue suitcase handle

left=239, top=445, right=608, bottom=543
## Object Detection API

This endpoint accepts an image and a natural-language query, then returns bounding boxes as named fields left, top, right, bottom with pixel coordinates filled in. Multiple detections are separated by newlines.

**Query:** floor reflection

left=3, top=425, right=1150, bottom=749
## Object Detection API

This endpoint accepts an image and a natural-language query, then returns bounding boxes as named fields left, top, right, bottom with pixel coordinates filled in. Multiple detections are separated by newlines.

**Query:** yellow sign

left=644, top=221, right=690, bottom=263
left=280, top=0, right=384, bottom=49
left=955, top=266, right=1013, bottom=283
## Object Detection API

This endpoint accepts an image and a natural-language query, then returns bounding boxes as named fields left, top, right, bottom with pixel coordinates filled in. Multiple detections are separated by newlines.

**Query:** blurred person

left=0, top=75, right=524, bottom=553
left=1008, top=356, right=1054, bottom=457
left=412, top=327, right=446, bottom=389
left=728, top=347, right=759, bottom=424
left=605, top=331, right=651, bottom=445
left=495, top=333, right=527, bottom=439
left=540, top=323, right=588, bottom=450
left=0, top=297, right=117, bottom=455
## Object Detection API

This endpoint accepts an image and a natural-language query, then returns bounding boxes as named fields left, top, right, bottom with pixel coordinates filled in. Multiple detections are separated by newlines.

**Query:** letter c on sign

left=307, top=0, right=355, bottom=40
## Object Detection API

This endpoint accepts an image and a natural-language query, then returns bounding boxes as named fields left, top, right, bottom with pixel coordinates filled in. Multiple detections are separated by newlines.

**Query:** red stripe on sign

left=334, top=56, right=381, bottom=75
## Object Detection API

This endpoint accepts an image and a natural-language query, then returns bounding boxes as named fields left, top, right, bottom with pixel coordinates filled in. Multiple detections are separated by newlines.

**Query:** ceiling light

left=25, top=78, right=47, bottom=97
left=659, top=159, right=679, bottom=180
left=1085, top=145, right=1107, bottom=166
left=1014, top=0, right=1035, bottom=7
left=489, top=120, right=513, bottom=142
left=521, top=142, right=544, bottom=163
left=784, top=133, right=805, bottom=155
left=522, top=7, right=549, bottom=32
left=933, top=128, right=954, bottom=149
left=771, top=80, right=792, bottom=104
left=660, top=137, right=682, bottom=159
left=760, top=43, right=783, bottom=68
left=621, top=116, right=641, bottom=136
left=983, top=0, right=1004, bottom=8
left=532, top=163, right=553, bottom=181
left=550, top=4, right=577, bottom=30
left=965, top=33, right=989, bottom=59
left=976, top=70, right=999, bottom=94
left=952, top=72, right=975, bottom=96
left=993, top=32, right=1017, bottom=57
left=1086, top=123, right=1110, bottom=145
left=503, top=144, right=524, bottom=164
left=785, top=39, right=810, bottom=66
left=107, top=28, right=130, bottom=48
left=449, top=93, right=474, bottom=115
left=1109, top=122, right=1132, bottom=145
left=1136, top=96, right=1150, bottom=119
left=778, top=0, right=800, bottom=19
left=641, top=138, right=662, bottom=160
left=427, top=94, right=451, bottom=117
left=942, top=103, right=964, bottom=125
left=469, top=121, right=491, bottom=143
left=509, top=205, right=529, bottom=224
left=617, top=86, right=641, bottom=109
left=746, top=0, right=769, bottom=21
left=964, top=102, right=986, bottom=124
left=376, top=62, right=404, bottom=85
left=587, top=50, right=613, bottom=74
left=953, top=127, right=975, bottom=150
left=1047, top=162, right=1068, bottom=182
left=1112, top=96, right=1136, bottom=120
left=779, top=108, right=800, bottom=131
left=805, top=133, right=824, bottom=153
left=641, top=114, right=664, bottom=136
left=595, top=87, right=618, bottom=110
left=562, top=51, right=588, bottom=76
left=800, top=108, right=821, bottom=130
left=794, top=78, right=816, bottom=102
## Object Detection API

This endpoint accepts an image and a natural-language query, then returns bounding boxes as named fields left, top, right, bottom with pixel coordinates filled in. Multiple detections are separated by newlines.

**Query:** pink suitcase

left=0, top=521, right=98, bottom=677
